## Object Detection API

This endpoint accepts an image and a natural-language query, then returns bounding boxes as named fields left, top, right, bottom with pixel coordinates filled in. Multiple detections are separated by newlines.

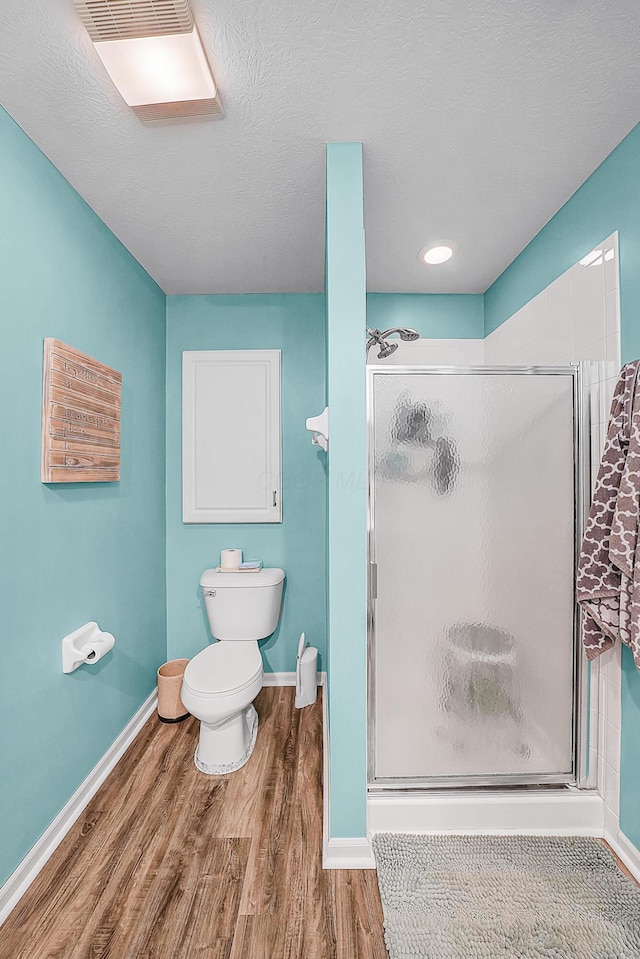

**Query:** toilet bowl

left=181, top=567, right=285, bottom=774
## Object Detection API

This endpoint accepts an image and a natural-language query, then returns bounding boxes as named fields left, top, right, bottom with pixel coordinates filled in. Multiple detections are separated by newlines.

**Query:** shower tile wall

left=485, top=232, right=621, bottom=836
left=367, top=338, right=484, bottom=367
left=484, top=233, right=620, bottom=370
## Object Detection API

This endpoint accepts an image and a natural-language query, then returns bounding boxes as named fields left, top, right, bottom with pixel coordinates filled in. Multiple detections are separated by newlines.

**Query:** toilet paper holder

left=62, top=621, right=115, bottom=674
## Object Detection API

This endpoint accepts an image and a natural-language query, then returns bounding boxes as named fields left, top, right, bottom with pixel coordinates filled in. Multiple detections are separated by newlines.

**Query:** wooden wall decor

left=41, top=339, right=122, bottom=483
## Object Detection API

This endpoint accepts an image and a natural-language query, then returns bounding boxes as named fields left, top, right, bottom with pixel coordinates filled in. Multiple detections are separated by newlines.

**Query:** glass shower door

left=369, top=368, right=578, bottom=786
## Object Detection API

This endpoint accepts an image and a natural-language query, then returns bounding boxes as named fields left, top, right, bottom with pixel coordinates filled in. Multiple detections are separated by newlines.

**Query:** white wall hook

left=306, top=407, right=329, bottom=451
left=62, top=621, right=115, bottom=674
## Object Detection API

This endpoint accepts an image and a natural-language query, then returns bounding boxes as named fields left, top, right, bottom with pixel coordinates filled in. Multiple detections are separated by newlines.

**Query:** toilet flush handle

left=205, top=590, right=216, bottom=597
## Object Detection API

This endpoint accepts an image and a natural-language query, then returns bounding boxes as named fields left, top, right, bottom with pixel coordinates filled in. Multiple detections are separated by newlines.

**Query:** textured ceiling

left=0, top=1, right=639, bottom=294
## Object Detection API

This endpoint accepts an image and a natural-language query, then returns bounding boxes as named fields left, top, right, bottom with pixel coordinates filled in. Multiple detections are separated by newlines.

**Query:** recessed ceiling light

left=419, top=244, right=454, bottom=265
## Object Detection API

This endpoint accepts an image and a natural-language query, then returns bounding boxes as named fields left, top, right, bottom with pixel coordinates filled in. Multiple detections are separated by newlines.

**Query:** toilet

left=181, top=567, right=285, bottom=774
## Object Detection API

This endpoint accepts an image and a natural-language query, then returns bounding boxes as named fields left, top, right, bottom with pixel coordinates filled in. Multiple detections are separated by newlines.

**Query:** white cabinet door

left=182, top=350, right=282, bottom=523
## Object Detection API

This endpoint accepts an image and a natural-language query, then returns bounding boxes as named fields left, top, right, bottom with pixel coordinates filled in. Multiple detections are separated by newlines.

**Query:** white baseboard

left=263, top=671, right=326, bottom=687
left=263, top=671, right=296, bottom=686
left=0, top=690, right=157, bottom=926
left=322, top=674, right=330, bottom=866
left=605, top=828, right=640, bottom=883
left=367, top=790, right=604, bottom=836
left=324, top=837, right=376, bottom=869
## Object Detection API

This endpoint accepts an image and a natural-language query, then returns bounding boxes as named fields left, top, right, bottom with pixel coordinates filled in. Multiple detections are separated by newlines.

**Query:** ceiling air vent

left=75, top=0, right=194, bottom=42
left=132, top=97, right=223, bottom=122
left=74, top=0, right=223, bottom=124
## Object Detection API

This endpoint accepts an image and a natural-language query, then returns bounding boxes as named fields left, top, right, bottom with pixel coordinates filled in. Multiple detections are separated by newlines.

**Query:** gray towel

left=577, top=360, right=640, bottom=669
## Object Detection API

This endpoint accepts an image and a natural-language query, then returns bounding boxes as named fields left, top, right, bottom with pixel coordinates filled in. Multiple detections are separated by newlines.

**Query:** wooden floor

left=0, top=688, right=387, bottom=959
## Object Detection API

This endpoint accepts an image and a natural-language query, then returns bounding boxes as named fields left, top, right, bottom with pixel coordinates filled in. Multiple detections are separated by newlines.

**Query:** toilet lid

left=183, top=643, right=262, bottom=695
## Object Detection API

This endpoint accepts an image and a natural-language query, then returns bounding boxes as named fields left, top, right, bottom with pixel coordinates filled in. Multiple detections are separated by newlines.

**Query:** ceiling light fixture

left=74, top=0, right=223, bottom=124
left=419, top=244, right=454, bottom=265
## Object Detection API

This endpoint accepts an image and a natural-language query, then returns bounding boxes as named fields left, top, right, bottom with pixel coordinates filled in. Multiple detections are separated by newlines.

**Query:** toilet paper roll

left=221, top=548, right=243, bottom=569
left=79, top=631, right=115, bottom=665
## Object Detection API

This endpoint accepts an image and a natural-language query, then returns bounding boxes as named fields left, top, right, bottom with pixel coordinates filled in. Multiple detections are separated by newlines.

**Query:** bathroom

left=2, top=3, right=640, bottom=957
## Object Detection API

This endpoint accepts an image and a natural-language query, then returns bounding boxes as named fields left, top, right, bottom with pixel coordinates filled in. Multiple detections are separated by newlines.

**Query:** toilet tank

left=200, top=568, right=285, bottom=641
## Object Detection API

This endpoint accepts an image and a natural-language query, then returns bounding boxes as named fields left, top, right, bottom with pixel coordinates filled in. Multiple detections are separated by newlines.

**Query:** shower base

left=367, top=787, right=604, bottom=836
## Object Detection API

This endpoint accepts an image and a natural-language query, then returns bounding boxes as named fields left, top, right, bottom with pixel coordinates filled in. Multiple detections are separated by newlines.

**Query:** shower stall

left=367, top=365, right=590, bottom=791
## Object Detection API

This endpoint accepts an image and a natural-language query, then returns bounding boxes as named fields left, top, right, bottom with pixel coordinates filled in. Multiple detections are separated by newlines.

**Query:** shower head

left=377, top=341, right=399, bottom=358
left=366, top=326, right=419, bottom=358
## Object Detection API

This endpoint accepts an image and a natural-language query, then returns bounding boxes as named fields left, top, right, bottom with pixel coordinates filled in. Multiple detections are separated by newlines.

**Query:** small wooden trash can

left=157, top=659, right=190, bottom=723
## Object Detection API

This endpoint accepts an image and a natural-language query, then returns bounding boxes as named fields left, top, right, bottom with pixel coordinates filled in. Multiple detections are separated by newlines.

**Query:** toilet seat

left=183, top=642, right=262, bottom=698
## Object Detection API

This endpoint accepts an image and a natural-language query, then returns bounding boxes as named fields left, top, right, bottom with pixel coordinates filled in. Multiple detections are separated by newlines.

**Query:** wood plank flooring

left=5, top=686, right=633, bottom=959
left=0, top=688, right=387, bottom=959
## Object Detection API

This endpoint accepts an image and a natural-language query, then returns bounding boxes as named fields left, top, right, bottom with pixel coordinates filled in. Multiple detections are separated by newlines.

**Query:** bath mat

left=372, top=834, right=640, bottom=958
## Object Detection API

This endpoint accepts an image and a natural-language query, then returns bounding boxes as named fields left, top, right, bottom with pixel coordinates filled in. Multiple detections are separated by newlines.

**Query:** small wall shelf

left=306, top=407, right=329, bottom=451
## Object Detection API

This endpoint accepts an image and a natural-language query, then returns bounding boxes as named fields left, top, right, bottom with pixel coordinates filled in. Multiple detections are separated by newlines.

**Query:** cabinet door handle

left=273, top=490, right=277, bottom=507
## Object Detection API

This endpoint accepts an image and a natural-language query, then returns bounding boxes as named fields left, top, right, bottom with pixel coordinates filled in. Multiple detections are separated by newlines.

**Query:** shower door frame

left=366, top=364, right=591, bottom=792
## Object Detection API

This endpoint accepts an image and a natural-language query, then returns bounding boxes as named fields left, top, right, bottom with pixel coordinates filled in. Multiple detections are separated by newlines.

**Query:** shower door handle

left=370, top=562, right=378, bottom=599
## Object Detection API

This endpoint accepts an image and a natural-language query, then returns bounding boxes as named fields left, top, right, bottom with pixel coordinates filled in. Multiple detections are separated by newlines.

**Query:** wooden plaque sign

left=41, top=339, right=122, bottom=483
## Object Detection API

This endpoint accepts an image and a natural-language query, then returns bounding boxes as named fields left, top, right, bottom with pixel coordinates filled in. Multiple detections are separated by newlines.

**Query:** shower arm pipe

left=366, top=328, right=388, bottom=355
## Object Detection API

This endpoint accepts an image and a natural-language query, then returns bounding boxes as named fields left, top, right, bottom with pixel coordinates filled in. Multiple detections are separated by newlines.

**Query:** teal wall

left=326, top=143, right=368, bottom=839
left=367, top=293, right=484, bottom=339
left=485, top=122, right=640, bottom=847
left=165, top=295, right=327, bottom=672
left=0, top=108, right=167, bottom=885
